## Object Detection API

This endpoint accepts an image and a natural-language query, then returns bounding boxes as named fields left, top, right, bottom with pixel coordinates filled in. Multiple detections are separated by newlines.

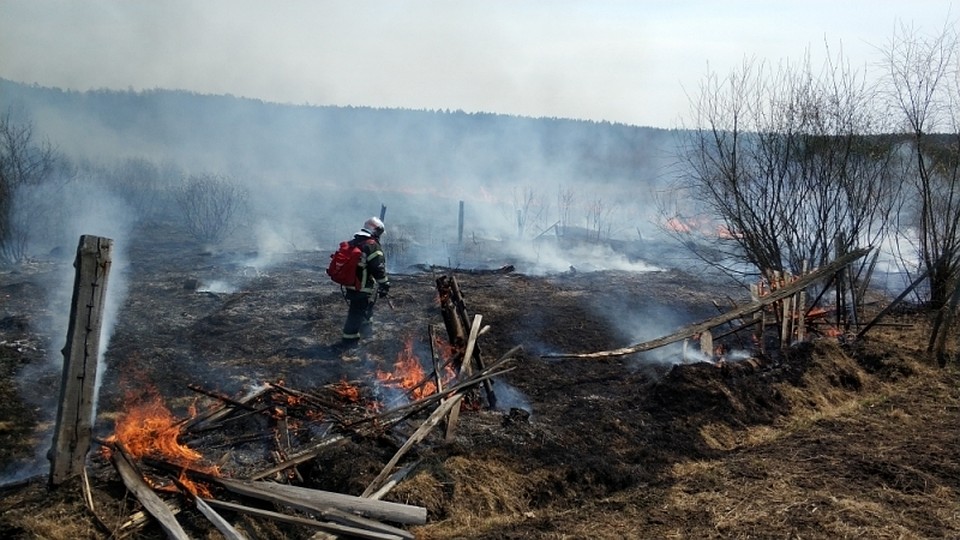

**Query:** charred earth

left=1, top=223, right=959, bottom=539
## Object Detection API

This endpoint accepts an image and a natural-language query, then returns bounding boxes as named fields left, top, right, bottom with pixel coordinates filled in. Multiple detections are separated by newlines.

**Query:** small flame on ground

left=377, top=339, right=436, bottom=400
left=105, top=390, right=218, bottom=496
left=376, top=337, right=457, bottom=402
left=334, top=379, right=362, bottom=403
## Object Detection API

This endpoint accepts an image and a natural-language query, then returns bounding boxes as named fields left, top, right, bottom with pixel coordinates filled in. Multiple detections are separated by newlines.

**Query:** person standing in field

left=340, top=216, right=390, bottom=343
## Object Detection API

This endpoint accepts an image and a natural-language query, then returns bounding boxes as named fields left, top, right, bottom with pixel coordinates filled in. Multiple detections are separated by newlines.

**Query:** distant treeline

left=0, top=78, right=679, bottom=191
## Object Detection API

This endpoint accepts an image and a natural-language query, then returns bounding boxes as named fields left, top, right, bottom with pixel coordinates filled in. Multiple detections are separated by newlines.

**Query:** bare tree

left=882, top=22, right=960, bottom=365
left=882, top=22, right=960, bottom=311
left=512, top=186, right=548, bottom=238
left=675, top=51, right=899, bottom=282
left=174, top=173, right=248, bottom=245
left=586, top=197, right=616, bottom=241
left=557, top=185, right=575, bottom=236
left=0, top=109, right=59, bottom=264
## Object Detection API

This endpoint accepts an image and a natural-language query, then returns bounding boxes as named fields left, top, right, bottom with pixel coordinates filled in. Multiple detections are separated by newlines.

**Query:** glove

left=377, top=283, right=391, bottom=298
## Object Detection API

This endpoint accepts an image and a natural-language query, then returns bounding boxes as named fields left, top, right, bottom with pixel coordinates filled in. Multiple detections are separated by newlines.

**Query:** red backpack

left=326, top=239, right=368, bottom=290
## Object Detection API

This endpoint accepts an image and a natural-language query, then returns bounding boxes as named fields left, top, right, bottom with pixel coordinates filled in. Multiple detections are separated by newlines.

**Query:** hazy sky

left=0, top=1, right=955, bottom=127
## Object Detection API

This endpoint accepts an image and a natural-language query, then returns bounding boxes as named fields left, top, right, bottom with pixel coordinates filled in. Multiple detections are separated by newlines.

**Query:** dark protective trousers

left=342, top=289, right=376, bottom=340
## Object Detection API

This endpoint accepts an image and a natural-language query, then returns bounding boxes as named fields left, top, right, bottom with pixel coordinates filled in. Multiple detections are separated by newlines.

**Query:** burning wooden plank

left=344, top=349, right=518, bottom=434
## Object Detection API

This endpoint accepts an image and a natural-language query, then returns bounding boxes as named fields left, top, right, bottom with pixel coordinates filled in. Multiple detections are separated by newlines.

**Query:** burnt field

left=1, top=224, right=959, bottom=539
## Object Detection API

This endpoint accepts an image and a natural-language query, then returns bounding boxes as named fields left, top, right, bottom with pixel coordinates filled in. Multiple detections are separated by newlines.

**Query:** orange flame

left=106, top=390, right=218, bottom=495
left=377, top=339, right=436, bottom=400
left=665, top=217, right=693, bottom=234
left=376, top=338, right=460, bottom=401
left=334, top=379, right=362, bottom=403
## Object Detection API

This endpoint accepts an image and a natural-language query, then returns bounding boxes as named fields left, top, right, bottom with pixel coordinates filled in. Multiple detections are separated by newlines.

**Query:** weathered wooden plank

left=185, top=386, right=271, bottom=432
left=111, top=446, right=189, bottom=540
left=445, top=314, right=481, bottom=442
left=195, top=497, right=248, bottom=540
left=249, top=433, right=346, bottom=480
left=451, top=277, right=496, bottom=406
left=543, top=247, right=872, bottom=359
left=219, top=477, right=427, bottom=525
left=367, top=461, right=418, bottom=501
left=314, top=506, right=415, bottom=540
left=50, top=235, right=113, bottom=486
left=203, top=498, right=405, bottom=540
left=361, top=393, right=465, bottom=500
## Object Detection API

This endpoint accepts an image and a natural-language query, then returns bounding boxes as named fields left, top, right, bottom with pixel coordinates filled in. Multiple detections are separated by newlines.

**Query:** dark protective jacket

left=351, top=232, right=388, bottom=294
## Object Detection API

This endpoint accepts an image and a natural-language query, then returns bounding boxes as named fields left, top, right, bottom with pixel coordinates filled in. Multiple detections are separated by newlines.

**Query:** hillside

left=0, top=78, right=677, bottom=191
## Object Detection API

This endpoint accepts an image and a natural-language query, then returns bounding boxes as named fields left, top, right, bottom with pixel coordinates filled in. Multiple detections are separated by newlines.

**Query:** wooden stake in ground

left=50, top=235, right=113, bottom=486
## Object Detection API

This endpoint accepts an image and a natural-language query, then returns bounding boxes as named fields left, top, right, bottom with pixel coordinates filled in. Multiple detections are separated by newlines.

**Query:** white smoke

left=2, top=179, right=134, bottom=483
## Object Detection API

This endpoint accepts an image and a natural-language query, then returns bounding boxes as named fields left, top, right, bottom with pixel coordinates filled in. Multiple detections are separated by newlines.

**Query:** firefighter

left=341, top=216, right=390, bottom=343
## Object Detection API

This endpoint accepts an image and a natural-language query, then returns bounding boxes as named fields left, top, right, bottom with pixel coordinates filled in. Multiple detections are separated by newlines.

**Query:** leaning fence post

left=49, top=235, right=113, bottom=486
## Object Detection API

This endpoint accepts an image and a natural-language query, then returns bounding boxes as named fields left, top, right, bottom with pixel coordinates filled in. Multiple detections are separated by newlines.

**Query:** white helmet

left=363, top=216, right=385, bottom=237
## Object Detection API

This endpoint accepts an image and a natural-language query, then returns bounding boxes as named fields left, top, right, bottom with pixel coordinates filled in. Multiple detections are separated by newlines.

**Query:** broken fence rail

left=543, top=247, right=872, bottom=359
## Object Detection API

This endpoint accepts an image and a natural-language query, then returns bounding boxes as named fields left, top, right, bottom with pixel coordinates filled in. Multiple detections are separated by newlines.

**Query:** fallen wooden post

left=543, top=247, right=872, bottom=359
left=415, top=263, right=515, bottom=275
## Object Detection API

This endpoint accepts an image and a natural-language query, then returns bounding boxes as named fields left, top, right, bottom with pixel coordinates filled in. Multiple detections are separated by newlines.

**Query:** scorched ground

left=1, top=224, right=959, bottom=539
